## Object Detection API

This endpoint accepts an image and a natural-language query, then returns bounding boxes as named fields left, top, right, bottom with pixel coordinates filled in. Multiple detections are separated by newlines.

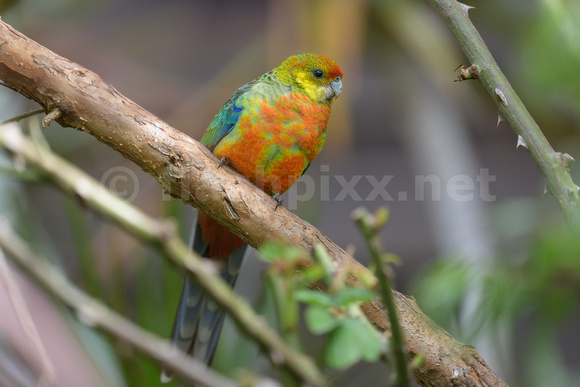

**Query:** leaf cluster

left=258, top=242, right=385, bottom=370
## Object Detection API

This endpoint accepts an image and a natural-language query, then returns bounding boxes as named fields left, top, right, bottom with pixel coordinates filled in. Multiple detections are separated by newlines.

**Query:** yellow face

left=276, top=54, right=343, bottom=104
left=294, top=66, right=343, bottom=103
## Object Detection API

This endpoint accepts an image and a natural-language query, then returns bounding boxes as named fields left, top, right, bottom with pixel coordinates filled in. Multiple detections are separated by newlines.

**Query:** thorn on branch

left=496, top=112, right=505, bottom=127
left=41, top=108, right=62, bottom=128
left=516, top=135, right=528, bottom=149
left=454, top=64, right=479, bottom=82
left=566, top=185, right=580, bottom=201
left=457, top=2, right=475, bottom=16
left=494, top=88, right=508, bottom=106
left=556, top=152, right=575, bottom=170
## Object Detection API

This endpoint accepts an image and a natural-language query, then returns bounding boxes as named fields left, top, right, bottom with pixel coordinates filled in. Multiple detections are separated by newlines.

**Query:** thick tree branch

left=0, top=124, right=321, bottom=387
left=0, top=20, right=506, bottom=386
left=428, top=0, right=580, bottom=229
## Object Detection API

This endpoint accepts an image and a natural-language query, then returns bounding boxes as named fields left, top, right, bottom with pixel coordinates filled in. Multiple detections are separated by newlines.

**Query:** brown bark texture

left=0, top=19, right=507, bottom=387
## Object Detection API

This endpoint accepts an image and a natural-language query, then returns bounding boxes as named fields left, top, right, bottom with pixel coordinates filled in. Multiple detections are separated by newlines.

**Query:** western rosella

left=163, top=53, right=342, bottom=379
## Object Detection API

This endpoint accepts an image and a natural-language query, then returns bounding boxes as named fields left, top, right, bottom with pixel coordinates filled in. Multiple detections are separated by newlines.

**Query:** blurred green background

left=0, top=0, right=579, bottom=386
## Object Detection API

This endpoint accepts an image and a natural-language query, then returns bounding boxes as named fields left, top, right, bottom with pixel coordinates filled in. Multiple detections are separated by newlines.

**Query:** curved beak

left=330, top=77, right=342, bottom=99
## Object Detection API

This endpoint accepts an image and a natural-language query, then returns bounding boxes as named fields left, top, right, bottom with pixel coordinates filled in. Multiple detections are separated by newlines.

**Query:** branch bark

left=0, top=19, right=506, bottom=386
left=0, top=123, right=320, bottom=386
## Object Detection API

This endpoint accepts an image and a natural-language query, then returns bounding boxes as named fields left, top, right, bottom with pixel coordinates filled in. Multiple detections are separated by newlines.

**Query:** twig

left=0, top=19, right=506, bottom=386
left=0, top=109, right=44, bottom=125
left=41, top=108, right=62, bottom=128
left=0, top=123, right=326, bottom=387
left=0, top=248, right=56, bottom=387
left=0, top=220, right=238, bottom=387
left=352, top=207, right=410, bottom=387
left=428, top=0, right=580, bottom=229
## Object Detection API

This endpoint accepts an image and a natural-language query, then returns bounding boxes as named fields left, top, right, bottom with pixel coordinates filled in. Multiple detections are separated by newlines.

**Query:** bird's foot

left=272, top=193, right=283, bottom=211
left=217, top=157, right=229, bottom=169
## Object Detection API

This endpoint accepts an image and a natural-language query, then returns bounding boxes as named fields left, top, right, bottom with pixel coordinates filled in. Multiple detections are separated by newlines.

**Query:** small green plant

left=258, top=241, right=385, bottom=370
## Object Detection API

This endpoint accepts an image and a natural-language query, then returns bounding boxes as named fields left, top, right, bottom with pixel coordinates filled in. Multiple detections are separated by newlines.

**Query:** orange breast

left=213, top=92, right=330, bottom=195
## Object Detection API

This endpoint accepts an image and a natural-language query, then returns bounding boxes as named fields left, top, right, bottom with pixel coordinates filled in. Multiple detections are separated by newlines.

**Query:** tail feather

left=198, top=211, right=245, bottom=259
left=162, top=210, right=248, bottom=382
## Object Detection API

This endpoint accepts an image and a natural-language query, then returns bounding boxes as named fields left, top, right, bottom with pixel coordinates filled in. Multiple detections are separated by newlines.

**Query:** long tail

left=162, top=210, right=247, bottom=382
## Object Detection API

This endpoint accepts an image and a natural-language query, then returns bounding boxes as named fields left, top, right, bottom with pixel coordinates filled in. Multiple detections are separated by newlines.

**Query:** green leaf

left=294, top=289, right=334, bottom=308
left=373, top=207, right=390, bottom=228
left=325, top=318, right=362, bottom=369
left=312, top=243, right=335, bottom=285
left=356, top=320, right=383, bottom=362
left=334, top=288, right=377, bottom=306
left=300, top=265, right=325, bottom=285
left=258, top=241, right=305, bottom=262
left=325, top=318, right=383, bottom=369
left=305, top=306, right=338, bottom=334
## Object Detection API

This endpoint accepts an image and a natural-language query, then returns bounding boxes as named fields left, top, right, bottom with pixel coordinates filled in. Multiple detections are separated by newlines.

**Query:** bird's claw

left=217, top=157, right=229, bottom=169
left=272, top=193, right=283, bottom=211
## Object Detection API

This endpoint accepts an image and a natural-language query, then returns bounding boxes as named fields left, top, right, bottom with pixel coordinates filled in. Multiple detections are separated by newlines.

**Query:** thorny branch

left=429, top=0, right=580, bottom=230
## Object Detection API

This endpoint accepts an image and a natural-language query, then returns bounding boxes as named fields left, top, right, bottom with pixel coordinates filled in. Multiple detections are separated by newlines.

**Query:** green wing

left=201, top=81, right=257, bottom=151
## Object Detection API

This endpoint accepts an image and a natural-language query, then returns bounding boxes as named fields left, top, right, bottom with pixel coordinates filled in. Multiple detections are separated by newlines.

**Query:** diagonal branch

left=428, top=0, right=580, bottom=229
left=0, top=19, right=506, bottom=386
left=0, top=247, right=56, bottom=387
left=0, top=123, right=321, bottom=387
left=0, top=220, right=244, bottom=387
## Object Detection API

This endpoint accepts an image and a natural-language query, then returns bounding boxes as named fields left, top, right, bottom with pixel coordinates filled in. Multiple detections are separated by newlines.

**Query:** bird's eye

left=313, top=69, right=324, bottom=78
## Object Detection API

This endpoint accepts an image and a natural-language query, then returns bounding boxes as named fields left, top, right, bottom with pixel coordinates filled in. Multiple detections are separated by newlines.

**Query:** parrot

left=162, top=53, right=343, bottom=381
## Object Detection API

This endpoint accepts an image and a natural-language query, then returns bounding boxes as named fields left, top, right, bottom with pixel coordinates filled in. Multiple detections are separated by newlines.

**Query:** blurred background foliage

left=0, top=0, right=579, bottom=386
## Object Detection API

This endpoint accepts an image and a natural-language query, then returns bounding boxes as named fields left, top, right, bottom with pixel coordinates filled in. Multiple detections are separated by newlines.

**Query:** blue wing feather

left=201, top=82, right=255, bottom=151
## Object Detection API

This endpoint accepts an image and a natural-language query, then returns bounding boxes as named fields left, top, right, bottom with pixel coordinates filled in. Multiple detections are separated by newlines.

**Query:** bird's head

left=276, top=53, right=343, bottom=104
